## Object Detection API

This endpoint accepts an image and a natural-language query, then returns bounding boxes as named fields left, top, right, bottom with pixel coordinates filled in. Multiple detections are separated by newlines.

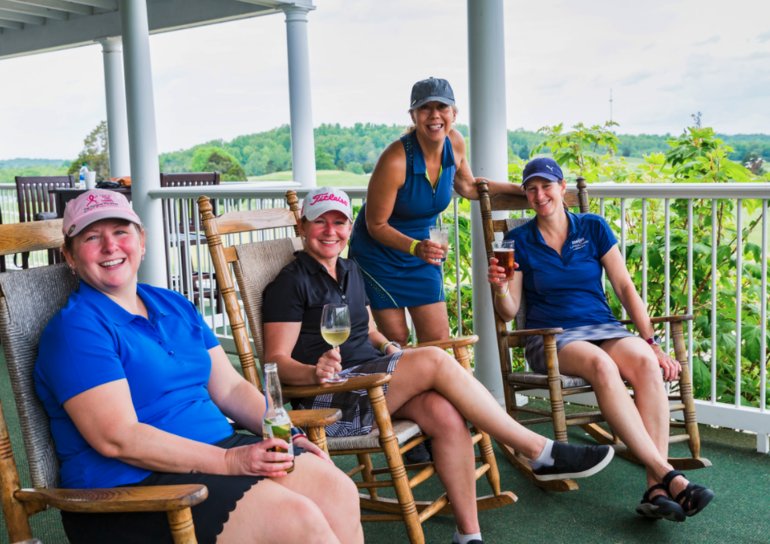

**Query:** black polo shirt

left=262, top=251, right=381, bottom=369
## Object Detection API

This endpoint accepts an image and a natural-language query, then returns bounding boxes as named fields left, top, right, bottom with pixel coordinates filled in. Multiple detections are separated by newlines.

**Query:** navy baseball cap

left=522, top=157, right=564, bottom=186
left=409, top=77, right=455, bottom=110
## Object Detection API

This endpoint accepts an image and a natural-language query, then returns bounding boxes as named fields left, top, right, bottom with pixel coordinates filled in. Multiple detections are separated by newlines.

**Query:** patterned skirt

left=294, top=352, right=403, bottom=437
left=524, top=323, right=634, bottom=373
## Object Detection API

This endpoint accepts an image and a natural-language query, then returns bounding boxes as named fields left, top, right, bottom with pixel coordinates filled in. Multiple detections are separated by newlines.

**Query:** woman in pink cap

left=34, top=189, right=363, bottom=544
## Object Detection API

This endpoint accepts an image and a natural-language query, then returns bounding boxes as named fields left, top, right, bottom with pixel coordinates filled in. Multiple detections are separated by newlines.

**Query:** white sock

left=453, top=530, right=483, bottom=544
left=529, top=438, right=555, bottom=469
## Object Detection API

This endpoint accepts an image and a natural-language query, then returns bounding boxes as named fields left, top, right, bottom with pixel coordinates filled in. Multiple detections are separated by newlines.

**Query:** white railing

left=3, top=180, right=766, bottom=452
left=150, top=181, right=770, bottom=452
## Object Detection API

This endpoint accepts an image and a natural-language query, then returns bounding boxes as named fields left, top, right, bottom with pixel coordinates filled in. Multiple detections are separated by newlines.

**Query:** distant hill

left=2, top=126, right=769, bottom=182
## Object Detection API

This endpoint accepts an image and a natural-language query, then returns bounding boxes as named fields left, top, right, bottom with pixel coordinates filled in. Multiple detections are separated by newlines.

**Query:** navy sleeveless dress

left=349, top=131, right=456, bottom=309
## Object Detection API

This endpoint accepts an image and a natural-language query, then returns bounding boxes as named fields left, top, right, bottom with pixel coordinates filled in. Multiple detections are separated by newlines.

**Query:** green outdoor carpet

left=2, top=350, right=769, bottom=543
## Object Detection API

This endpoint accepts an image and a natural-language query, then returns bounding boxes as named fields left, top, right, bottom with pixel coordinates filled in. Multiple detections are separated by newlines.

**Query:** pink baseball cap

left=300, top=187, right=353, bottom=221
left=62, top=189, right=142, bottom=237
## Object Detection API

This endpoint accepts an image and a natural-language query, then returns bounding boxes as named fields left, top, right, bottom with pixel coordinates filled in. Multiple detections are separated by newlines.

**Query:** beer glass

left=493, top=240, right=516, bottom=279
left=320, top=303, right=350, bottom=383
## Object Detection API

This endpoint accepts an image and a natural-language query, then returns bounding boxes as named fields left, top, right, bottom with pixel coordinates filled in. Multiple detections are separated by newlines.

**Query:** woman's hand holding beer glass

left=488, top=240, right=517, bottom=291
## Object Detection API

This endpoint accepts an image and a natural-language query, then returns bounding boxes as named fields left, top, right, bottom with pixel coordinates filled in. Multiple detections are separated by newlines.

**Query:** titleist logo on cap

left=310, top=192, right=349, bottom=207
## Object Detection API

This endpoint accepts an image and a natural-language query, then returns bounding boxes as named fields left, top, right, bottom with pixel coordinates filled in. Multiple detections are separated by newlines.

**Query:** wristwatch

left=381, top=340, right=402, bottom=353
left=645, top=335, right=661, bottom=346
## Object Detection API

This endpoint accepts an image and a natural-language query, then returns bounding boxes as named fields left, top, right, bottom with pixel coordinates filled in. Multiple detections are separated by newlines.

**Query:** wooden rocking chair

left=199, top=192, right=515, bottom=544
left=477, top=178, right=710, bottom=492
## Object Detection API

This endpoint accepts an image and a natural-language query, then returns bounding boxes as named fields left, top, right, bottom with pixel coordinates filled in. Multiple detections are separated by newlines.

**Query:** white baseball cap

left=300, top=187, right=353, bottom=221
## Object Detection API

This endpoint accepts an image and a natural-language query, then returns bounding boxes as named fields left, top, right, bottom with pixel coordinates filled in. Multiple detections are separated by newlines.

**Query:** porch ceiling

left=0, top=0, right=313, bottom=60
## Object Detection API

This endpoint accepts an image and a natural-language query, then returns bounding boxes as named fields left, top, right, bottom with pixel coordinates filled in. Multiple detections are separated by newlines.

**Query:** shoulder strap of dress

left=400, top=132, right=415, bottom=178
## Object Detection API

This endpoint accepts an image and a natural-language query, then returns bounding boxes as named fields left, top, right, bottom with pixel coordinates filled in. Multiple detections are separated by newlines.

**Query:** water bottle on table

left=77, top=163, right=89, bottom=189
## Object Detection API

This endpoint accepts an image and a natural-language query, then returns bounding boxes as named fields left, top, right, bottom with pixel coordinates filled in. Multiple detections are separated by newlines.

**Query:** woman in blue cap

left=487, top=157, right=715, bottom=522
left=349, top=77, right=520, bottom=347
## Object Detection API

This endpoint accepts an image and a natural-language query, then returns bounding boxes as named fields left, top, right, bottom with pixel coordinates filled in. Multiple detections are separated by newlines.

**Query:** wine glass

left=320, top=303, right=351, bottom=383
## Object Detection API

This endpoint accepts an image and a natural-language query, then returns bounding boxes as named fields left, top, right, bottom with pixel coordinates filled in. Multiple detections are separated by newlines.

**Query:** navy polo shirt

left=262, top=251, right=381, bottom=368
left=34, top=282, right=233, bottom=488
left=505, top=212, right=620, bottom=330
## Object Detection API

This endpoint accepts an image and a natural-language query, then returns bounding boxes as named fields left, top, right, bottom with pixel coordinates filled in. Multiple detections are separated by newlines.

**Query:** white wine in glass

left=320, top=303, right=350, bottom=383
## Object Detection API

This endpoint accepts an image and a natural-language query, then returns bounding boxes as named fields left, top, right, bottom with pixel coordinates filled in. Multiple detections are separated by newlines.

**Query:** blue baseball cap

left=409, top=77, right=455, bottom=110
left=522, top=157, right=564, bottom=186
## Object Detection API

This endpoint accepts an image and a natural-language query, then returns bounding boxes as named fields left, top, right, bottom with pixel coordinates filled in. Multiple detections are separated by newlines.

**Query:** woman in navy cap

left=349, top=77, right=520, bottom=348
left=488, top=157, right=715, bottom=522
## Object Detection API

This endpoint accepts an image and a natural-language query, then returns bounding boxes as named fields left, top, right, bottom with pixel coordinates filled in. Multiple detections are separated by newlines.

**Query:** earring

left=69, top=267, right=77, bottom=276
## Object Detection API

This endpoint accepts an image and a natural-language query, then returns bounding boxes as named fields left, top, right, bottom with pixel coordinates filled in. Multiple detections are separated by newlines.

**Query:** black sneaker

left=404, top=441, right=432, bottom=464
left=532, top=442, right=614, bottom=481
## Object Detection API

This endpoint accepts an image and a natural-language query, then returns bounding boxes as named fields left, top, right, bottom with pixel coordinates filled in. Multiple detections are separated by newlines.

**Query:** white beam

left=67, top=0, right=117, bottom=10
left=119, top=0, right=164, bottom=287
left=283, top=5, right=316, bottom=187
left=0, top=8, right=45, bottom=24
left=0, top=1, right=68, bottom=19
left=467, top=0, right=508, bottom=401
left=19, top=0, right=91, bottom=15
left=101, top=36, right=130, bottom=177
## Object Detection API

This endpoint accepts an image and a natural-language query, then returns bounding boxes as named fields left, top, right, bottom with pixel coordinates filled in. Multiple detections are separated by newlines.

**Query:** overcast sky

left=1, top=0, right=769, bottom=160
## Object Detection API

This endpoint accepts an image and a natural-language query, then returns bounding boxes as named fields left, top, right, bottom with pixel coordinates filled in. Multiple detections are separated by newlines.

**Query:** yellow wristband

left=409, top=239, right=419, bottom=256
left=494, top=287, right=509, bottom=299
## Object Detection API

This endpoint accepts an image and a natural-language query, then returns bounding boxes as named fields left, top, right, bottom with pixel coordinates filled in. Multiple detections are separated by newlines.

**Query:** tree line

left=2, top=122, right=769, bottom=183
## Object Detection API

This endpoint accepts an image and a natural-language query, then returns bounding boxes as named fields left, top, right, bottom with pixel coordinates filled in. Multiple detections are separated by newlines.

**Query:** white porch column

left=119, top=0, right=165, bottom=287
left=283, top=5, right=316, bottom=188
left=467, top=0, right=508, bottom=401
left=100, top=37, right=130, bottom=178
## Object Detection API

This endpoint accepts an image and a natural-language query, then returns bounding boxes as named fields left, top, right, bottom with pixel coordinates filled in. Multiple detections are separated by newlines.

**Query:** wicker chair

left=198, top=193, right=516, bottom=544
left=0, top=219, right=338, bottom=543
left=0, top=232, right=205, bottom=543
left=477, top=179, right=710, bottom=492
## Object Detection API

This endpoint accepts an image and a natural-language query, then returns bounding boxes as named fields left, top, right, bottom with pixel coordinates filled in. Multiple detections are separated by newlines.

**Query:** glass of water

left=429, top=226, right=449, bottom=263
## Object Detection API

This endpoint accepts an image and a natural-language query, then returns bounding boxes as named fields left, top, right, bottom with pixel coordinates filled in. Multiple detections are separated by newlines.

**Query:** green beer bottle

left=262, top=362, right=294, bottom=472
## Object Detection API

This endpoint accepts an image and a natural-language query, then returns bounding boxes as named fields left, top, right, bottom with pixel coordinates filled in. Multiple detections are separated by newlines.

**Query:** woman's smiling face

left=299, top=210, right=352, bottom=263
left=64, top=219, right=145, bottom=294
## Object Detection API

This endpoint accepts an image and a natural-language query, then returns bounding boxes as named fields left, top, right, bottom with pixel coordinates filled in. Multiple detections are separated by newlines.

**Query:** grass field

left=250, top=169, right=370, bottom=187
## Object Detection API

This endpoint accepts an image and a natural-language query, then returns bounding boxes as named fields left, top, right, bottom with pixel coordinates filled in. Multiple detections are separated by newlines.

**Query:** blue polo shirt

left=504, top=212, right=620, bottom=330
left=34, top=282, right=233, bottom=488
left=262, top=251, right=382, bottom=368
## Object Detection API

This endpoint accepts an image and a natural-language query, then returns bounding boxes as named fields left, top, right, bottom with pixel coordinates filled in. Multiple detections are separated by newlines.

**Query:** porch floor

left=3, top=352, right=768, bottom=543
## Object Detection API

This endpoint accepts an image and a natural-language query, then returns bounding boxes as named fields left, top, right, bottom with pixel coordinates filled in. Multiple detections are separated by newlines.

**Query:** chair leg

left=368, top=386, right=424, bottom=544
left=669, top=323, right=711, bottom=469
left=167, top=508, right=198, bottom=544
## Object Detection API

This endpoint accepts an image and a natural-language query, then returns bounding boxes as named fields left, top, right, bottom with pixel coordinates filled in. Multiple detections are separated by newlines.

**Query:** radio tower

left=609, top=88, right=614, bottom=123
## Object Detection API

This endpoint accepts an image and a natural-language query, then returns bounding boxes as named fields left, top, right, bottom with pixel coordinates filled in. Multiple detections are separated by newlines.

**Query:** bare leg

left=219, top=453, right=363, bottom=543
left=408, top=301, right=451, bottom=343
left=372, top=307, right=410, bottom=346
left=393, top=391, right=479, bottom=535
left=386, top=347, right=546, bottom=459
left=558, top=339, right=691, bottom=496
left=603, top=337, right=672, bottom=490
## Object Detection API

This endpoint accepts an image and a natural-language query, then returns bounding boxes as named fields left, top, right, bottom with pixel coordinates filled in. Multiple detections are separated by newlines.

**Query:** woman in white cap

left=264, top=187, right=614, bottom=544
left=488, top=158, right=714, bottom=521
left=349, top=77, right=521, bottom=348
left=34, top=189, right=363, bottom=544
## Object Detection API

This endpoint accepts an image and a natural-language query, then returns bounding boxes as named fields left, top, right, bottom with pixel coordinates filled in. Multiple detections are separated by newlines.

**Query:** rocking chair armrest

left=414, top=334, right=479, bottom=350
left=288, top=408, right=342, bottom=429
left=283, top=373, right=391, bottom=399
left=619, top=314, right=694, bottom=326
left=16, top=483, right=208, bottom=514
left=504, top=327, right=564, bottom=338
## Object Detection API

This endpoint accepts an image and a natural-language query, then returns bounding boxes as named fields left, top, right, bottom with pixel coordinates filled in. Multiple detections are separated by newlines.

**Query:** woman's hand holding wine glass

left=320, top=303, right=350, bottom=383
